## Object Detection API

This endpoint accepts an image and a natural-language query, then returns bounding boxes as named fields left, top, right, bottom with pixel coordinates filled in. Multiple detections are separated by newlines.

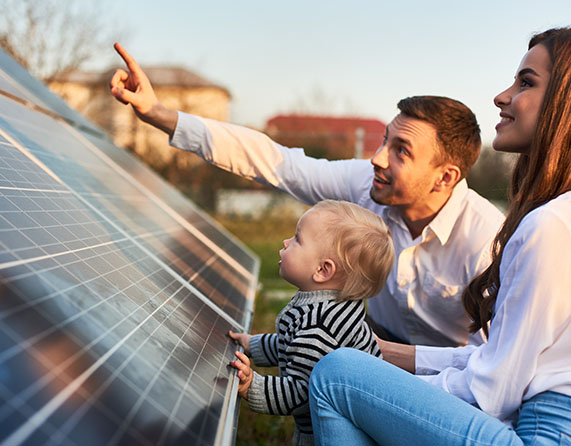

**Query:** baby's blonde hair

left=312, top=200, right=394, bottom=301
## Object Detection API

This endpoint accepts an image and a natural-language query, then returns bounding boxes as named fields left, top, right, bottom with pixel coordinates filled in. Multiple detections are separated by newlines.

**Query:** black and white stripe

left=247, top=289, right=381, bottom=445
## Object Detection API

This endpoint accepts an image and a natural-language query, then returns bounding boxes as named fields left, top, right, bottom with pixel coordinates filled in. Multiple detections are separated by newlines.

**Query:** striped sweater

left=248, top=289, right=382, bottom=446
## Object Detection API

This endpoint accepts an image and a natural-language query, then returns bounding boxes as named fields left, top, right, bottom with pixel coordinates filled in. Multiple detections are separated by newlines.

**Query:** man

left=110, top=43, right=504, bottom=347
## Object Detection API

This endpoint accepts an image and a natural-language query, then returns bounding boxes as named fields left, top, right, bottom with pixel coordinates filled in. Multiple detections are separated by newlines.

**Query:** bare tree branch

left=0, top=0, right=130, bottom=82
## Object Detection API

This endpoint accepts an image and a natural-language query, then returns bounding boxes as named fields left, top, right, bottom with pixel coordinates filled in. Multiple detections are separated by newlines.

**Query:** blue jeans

left=309, top=348, right=571, bottom=446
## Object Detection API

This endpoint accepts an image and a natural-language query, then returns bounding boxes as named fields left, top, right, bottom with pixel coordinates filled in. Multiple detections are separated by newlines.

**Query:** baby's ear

left=313, top=259, right=337, bottom=283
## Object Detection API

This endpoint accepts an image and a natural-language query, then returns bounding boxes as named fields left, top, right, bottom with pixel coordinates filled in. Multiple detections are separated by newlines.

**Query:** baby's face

left=278, top=209, right=329, bottom=290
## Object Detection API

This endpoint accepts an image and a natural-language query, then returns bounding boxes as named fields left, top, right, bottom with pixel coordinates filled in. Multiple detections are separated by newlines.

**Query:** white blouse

left=416, top=191, right=571, bottom=424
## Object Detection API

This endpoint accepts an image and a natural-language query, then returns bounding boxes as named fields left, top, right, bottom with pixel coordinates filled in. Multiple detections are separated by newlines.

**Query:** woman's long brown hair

left=462, top=28, right=571, bottom=337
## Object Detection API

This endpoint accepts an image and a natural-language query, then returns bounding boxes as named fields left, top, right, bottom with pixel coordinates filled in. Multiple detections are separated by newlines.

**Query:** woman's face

left=492, top=44, right=552, bottom=154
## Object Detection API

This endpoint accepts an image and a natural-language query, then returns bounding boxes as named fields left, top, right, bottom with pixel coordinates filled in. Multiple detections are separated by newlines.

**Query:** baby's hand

left=228, top=330, right=251, bottom=355
left=229, top=351, right=253, bottom=399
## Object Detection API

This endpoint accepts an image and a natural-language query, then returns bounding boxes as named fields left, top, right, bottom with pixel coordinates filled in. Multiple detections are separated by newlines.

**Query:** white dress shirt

left=170, top=113, right=505, bottom=346
left=416, top=191, right=571, bottom=424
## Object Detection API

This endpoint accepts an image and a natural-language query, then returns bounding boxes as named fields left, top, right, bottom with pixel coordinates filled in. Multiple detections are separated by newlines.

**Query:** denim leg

left=515, top=391, right=571, bottom=445
left=309, top=348, right=523, bottom=446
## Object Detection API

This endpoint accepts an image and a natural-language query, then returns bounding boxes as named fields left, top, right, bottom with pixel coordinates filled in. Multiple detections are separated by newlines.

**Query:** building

left=265, top=114, right=386, bottom=160
left=48, top=66, right=231, bottom=168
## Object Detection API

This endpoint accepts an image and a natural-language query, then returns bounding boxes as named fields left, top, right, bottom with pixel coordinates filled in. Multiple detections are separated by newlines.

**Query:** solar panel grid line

left=0, top=49, right=258, bottom=446
left=55, top=283, right=205, bottom=446
left=67, top=190, right=247, bottom=331
left=0, top=52, right=104, bottom=137
left=0, top=110, right=252, bottom=324
left=0, top=187, right=70, bottom=195
left=107, top=301, right=218, bottom=446
left=0, top=253, right=179, bottom=398
left=153, top=299, right=214, bottom=446
left=0, top=185, right=242, bottom=442
left=0, top=134, right=245, bottom=331
left=0, top=108, right=256, bottom=304
left=0, top=240, right=165, bottom=369
left=0, top=71, right=51, bottom=112
left=64, top=122, right=257, bottom=285
left=0, top=238, right=124, bottom=272
left=1, top=263, right=203, bottom=446
left=74, top=131, right=258, bottom=275
left=0, top=126, right=64, bottom=187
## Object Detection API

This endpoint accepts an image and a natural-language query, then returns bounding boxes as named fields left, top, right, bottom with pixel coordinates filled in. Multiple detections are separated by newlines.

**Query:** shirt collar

left=292, top=289, right=340, bottom=305
left=380, top=179, right=469, bottom=245
left=425, top=179, right=468, bottom=245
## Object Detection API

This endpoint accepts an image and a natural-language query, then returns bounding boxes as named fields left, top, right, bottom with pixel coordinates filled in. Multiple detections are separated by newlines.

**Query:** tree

left=0, top=0, right=128, bottom=82
left=467, top=146, right=517, bottom=208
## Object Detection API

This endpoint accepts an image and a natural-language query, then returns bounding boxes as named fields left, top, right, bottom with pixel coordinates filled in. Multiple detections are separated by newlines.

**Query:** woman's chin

left=492, top=136, right=528, bottom=154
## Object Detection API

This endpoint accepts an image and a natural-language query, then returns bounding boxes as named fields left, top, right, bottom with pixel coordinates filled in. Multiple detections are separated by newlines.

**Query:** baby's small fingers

left=229, top=358, right=246, bottom=372
left=234, top=351, right=250, bottom=366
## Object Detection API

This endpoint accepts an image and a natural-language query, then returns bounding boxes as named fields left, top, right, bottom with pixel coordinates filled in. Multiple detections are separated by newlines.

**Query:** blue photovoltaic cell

left=0, top=49, right=258, bottom=445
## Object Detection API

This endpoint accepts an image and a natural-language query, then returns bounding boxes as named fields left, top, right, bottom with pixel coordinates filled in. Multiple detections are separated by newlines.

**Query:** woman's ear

left=313, top=259, right=337, bottom=283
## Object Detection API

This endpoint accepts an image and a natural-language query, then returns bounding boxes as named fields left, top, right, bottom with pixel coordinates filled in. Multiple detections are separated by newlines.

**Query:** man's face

left=369, top=114, right=444, bottom=213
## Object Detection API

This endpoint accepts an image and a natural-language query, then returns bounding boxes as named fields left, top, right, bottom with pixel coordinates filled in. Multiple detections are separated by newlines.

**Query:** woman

left=309, top=28, right=571, bottom=445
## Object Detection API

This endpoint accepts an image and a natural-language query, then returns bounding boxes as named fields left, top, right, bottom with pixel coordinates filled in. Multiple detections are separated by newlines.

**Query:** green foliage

left=467, top=147, right=516, bottom=205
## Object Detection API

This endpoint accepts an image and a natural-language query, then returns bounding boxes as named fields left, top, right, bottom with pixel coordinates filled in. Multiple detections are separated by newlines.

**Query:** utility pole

left=355, top=127, right=364, bottom=159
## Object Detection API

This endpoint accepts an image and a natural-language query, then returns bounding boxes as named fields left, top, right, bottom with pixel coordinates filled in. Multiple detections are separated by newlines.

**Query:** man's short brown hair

left=397, top=96, right=481, bottom=179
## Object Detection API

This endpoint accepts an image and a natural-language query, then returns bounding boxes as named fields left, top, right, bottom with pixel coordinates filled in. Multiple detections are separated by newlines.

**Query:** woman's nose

left=494, top=86, right=511, bottom=108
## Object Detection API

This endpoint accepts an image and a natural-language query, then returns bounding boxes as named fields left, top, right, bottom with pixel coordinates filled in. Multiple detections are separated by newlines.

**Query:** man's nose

left=371, top=144, right=389, bottom=169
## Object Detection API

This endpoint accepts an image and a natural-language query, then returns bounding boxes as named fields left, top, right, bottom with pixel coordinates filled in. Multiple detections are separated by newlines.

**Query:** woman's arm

left=376, top=337, right=416, bottom=373
left=422, top=201, right=571, bottom=419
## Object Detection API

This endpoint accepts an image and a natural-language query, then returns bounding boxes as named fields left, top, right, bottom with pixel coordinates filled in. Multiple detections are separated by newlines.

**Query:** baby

left=229, top=199, right=394, bottom=446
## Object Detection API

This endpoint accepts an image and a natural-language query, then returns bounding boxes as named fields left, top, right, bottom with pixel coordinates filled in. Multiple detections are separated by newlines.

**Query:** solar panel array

left=0, top=49, right=258, bottom=446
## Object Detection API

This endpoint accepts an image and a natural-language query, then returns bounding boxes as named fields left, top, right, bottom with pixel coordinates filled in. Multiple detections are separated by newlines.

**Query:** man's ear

left=313, top=259, right=337, bottom=283
left=433, top=164, right=461, bottom=192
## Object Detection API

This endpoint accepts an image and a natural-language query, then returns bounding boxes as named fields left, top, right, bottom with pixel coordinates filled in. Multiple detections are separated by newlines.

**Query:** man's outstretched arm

left=109, top=42, right=178, bottom=137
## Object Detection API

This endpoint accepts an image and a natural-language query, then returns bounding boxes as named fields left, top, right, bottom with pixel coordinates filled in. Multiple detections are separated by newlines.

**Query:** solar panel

left=0, top=49, right=258, bottom=446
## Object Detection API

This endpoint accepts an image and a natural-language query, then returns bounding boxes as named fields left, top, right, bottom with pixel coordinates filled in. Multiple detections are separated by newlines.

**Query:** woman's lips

left=496, top=113, right=514, bottom=130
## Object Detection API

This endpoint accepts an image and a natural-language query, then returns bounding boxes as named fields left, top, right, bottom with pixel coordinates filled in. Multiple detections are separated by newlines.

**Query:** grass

left=217, top=213, right=303, bottom=445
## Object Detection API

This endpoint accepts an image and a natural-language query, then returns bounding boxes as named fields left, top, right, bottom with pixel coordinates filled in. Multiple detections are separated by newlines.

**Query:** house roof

left=51, top=66, right=230, bottom=95
left=265, top=114, right=386, bottom=157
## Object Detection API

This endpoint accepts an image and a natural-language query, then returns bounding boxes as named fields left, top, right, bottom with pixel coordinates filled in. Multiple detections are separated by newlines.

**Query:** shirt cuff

left=249, top=334, right=274, bottom=367
left=247, top=371, right=268, bottom=413
left=169, top=112, right=209, bottom=154
left=415, top=344, right=476, bottom=375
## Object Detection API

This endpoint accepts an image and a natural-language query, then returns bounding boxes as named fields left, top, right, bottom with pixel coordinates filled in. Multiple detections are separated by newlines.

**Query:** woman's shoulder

left=516, top=191, right=571, bottom=237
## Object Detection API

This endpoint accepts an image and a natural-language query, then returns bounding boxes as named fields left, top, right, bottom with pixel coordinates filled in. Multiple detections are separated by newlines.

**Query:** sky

left=92, top=0, right=571, bottom=147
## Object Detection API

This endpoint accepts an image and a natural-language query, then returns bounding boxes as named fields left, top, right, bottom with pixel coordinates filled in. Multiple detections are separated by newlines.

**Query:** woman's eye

left=520, top=78, right=532, bottom=88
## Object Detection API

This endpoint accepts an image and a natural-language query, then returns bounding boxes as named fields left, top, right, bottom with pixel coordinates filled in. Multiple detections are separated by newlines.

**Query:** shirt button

left=399, top=280, right=407, bottom=287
